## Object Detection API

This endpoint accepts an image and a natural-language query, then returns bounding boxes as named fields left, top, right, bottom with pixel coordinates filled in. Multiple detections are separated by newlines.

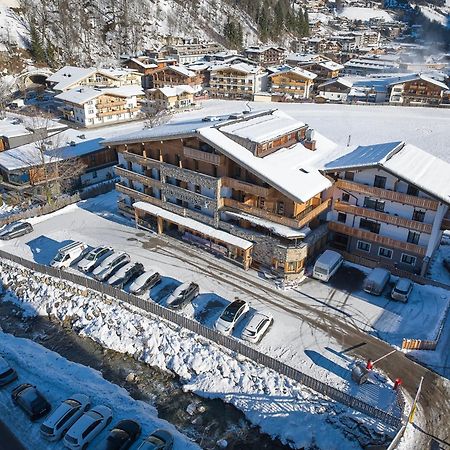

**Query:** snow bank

left=0, top=331, right=199, bottom=450
left=0, top=260, right=396, bottom=449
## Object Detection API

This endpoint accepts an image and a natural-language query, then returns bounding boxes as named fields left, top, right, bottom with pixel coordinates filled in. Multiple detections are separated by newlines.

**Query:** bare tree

left=143, top=91, right=173, bottom=129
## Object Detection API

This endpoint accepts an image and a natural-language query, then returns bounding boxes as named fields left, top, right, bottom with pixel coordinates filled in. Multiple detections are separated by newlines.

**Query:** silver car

left=92, top=252, right=130, bottom=282
left=77, top=247, right=113, bottom=273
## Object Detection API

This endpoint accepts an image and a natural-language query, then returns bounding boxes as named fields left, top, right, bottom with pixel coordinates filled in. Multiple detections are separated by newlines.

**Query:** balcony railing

left=97, top=100, right=126, bottom=108
left=334, top=200, right=433, bottom=234
left=97, top=107, right=140, bottom=118
left=335, top=179, right=439, bottom=210
left=183, top=146, right=223, bottom=166
left=221, top=177, right=272, bottom=198
left=328, top=221, right=426, bottom=257
left=221, top=197, right=331, bottom=229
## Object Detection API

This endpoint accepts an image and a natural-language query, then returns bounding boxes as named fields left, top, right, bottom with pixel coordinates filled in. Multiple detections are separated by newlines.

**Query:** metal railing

left=0, top=250, right=405, bottom=429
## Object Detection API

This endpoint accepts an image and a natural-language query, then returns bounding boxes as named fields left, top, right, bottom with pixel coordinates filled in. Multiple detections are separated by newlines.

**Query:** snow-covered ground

left=0, top=330, right=200, bottom=450
left=0, top=262, right=397, bottom=450
left=428, top=241, right=450, bottom=286
left=0, top=0, right=29, bottom=50
left=337, top=6, right=394, bottom=22
left=419, top=5, right=448, bottom=26
left=180, top=100, right=450, bottom=163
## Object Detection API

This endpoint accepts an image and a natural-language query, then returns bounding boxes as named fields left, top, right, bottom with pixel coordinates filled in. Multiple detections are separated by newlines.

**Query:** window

left=401, top=254, right=416, bottom=266
left=363, top=197, right=385, bottom=212
left=357, top=241, right=371, bottom=252
left=407, top=184, right=419, bottom=196
left=344, top=171, right=354, bottom=181
left=374, top=175, right=387, bottom=189
left=378, top=247, right=393, bottom=258
left=277, top=201, right=285, bottom=215
left=337, top=212, right=347, bottom=223
left=341, top=192, right=350, bottom=202
left=407, top=231, right=420, bottom=245
left=412, top=210, right=425, bottom=222
left=359, top=218, right=380, bottom=234
left=258, top=197, right=265, bottom=209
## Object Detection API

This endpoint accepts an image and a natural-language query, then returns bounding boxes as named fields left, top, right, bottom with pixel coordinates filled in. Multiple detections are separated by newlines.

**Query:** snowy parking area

left=0, top=331, right=199, bottom=450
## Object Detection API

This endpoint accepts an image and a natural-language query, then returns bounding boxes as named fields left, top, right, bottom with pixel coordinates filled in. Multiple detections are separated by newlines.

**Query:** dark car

left=129, top=270, right=161, bottom=295
left=165, top=282, right=199, bottom=309
left=0, top=222, right=33, bottom=240
left=12, top=383, right=51, bottom=420
left=108, top=262, right=145, bottom=289
left=137, top=429, right=173, bottom=450
left=97, top=419, right=142, bottom=450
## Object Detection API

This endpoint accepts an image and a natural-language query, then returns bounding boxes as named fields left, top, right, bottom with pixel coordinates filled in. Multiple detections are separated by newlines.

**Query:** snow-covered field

left=0, top=261, right=397, bottom=449
left=0, top=331, right=200, bottom=450
left=180, top=100, right=450, bottom=163
left=337, top=7, right=394, bottom=22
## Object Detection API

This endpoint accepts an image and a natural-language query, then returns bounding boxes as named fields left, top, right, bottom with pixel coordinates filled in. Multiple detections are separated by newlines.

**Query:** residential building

left=286, top=53, right=331, bottom=68
left=343, top=57, right=400, bottom=76
left=55, top=85, right=144, bottom=128
left=208, top=63, right=267, bottom=100
left=388, top=74, right=448, bottom=106
left=323, top=142, right=450, bottom=275
left=47, top=66, right=142, bottom=92
left=161, top=41, right=224, bottom=64
left=301, top=61, right=345, bottom=83
left=244, top=46, right=286, bottom=66
left=122, top=57, right=177, bottom=89
left=269, top=67, right=317, bottom=99
left=149, top=65, right=203, bottom=92
left=106, top=110, right=335, bottom=280
left=148, top=85, right=195, bottom=110
left=317, top=78, right=353, bottom=102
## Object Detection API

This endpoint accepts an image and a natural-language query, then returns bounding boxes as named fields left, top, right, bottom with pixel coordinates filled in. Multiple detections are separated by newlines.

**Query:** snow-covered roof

left=269, top=67, right=317, bottom=80
left=103, top=85, right=145, bottom=97
left=225, top=211, right=311, bottom=238
left=324, top=141, right=450, bottom=205
left=210, top=62, right=261, bottom=75
left=55, top=85, right=144, bottom=104
left=155, top=85, right=195, bottom=97
left=388, top=73, right=448, bottom=90
left=127, top=58, right=158, bottom=69
left=245, top=46, right=285, bottom=54
left=133, top=201, right=253, bottom=250
left=317, top=61, right=345, bottom=71
left=0, top=115, right=67, bottom=139
left=167, top=65, right=195, bottom=77
left=47, top=66, right=96, bottom=91
left=219, top=110, right=305, bottom=144
left=318, top=77, right=353, bottom=89
left=286, top=53, right=327, bottom=64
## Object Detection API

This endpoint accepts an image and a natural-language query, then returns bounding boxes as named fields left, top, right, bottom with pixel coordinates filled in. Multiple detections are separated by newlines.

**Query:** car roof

left=135, top=269, right=158, bottom=281
left=43, top=401, right=73, bottom=427
left=112, top=262, right=134, bottom=277
left=69, top=410, right=101, bottom=434
left=91, top=246, right=108, bottom=255
left=396, top=278, right=412, bottom=289
left=245, top=312, right=271, bottom=332
left=172, top=282, right=191, bottom=296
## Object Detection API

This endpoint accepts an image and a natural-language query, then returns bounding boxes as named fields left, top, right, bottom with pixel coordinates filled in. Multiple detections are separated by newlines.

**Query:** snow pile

left=337, top=7, right=394, bottom=22
left=0, top=331, right=200, bottom=450
left=0, top=260, right=396, bottom=449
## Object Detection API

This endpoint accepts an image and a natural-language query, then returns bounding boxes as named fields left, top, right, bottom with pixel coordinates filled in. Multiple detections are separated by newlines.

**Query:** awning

left=133, top=201, right=253, bottom=250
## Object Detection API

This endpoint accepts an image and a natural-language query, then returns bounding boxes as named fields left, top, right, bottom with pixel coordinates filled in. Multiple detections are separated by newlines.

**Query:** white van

left=363, top=268, right=391, bottom=296
left=50, top=242, right=88, bottom=269
left=312, top=250, right=344, bottom=282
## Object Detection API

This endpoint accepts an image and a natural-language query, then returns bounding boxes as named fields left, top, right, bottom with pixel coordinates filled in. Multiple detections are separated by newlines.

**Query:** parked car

left=444, top=257, right=450, bottom=274
left=0, top=221, right=33, bottom=240
left=108, top=262, right=144, bottom=288
left=97, top=419, right=141, bottom=450
left=78, top=247, right=114, bottom=273
left=50, top=242, right=88, bottom=269
left=137, top=429, right=173, bottom=450
left=0, top=356, right=18, bottom=386
left=165, top=282, right=199, bottom=309
left=40, top=394, right=91, bottom=442
left=129, top=270, right=161, bottom=295
left=63, top=405, right=112, bottom=449
left=11, top=383, right=51, bottom=421
left=241, top=311, right=273, bottom=343
left=92, top=252, right=131, bottom=282
left=312, top=250, right=343, bottom=282
left=215, top=300, right=249, bottom=335
left=363, top=268, right=391, bottom=296
left=391, top=278, right=413, bottom=302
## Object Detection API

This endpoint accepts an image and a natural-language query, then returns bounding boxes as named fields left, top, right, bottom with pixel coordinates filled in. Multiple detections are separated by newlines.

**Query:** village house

left=149, top=65, right=203, bottom=92
left=47, top=66, right=142, bottom=93
left=55, top=85, right=144, bottom=128
left=317, top=78, right=353, bottom=102
left=269, top=67, right=317, bottom=100
left=161, top=40, right=224, bottom=64
left=301, top=60, right=345, bottom=83
left=244, top=46, right=286, bottom=67
left=148, top=85, right=195, bottom=111
left=388, top=74, right=448, bottom=106
left=122, top=57, right=178, bottom=89
left=105, top=110, right=335, bottom=280
left=208, top=63, right=267, bottom=100
left=323, top=142, right=450, bottom=275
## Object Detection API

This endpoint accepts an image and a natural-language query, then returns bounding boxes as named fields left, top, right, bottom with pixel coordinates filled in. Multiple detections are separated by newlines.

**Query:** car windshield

left=53, top=253, right=65, bottom=262
left=86, top=253, right=97, bottom=261
left=65, top=435, right=78, bottom=444
left=0, top=368, right=14, bottom=377
left=221, top=306, right=240, bottom=322
left=394, top=286, right=409, bottom=294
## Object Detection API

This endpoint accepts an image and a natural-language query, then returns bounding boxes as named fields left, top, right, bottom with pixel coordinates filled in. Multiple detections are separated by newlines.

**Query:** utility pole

left=408, top=376, right=424, bottom=424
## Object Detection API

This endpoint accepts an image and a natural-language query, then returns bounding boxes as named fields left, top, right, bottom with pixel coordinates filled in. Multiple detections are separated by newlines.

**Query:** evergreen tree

left=29, top=23, right=46, bottom=63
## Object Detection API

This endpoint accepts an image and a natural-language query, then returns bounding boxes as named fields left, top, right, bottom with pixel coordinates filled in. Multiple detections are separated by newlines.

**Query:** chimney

left=304, top=128, right=317, bottom=151
left=304, top=140, right=316, bottom=151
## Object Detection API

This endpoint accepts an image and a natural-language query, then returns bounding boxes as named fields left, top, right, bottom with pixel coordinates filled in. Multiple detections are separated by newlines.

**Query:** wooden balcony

left=328, top=221, right=426, bottom=257
left=222, top=197, right=331, bottom=229
left=335, top=179, right=439, bottom=210
left=183, top=146, right=223, bottom=166
left=334, top=200, right=433, bottom=234
left=97, top=107, right=140, bottom=118
left=221, top=177, right=272, bottom=198
left=97, top=100, right=126, bottom=108
left=442, top=218, right=450, bottom=230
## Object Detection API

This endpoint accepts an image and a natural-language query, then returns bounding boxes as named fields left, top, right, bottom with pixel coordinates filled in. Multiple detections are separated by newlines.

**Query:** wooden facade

left=269, top=71, right=315, bottom=99
left=150, top=66, right=202, bottom=89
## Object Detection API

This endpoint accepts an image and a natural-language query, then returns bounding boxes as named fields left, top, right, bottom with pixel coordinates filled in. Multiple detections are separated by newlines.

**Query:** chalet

left=244, top=46, right=286, bottom=66
left=105, top=110, right=336, bottom=280
left=148, top=85, right=195, bottom=110
left=301, top=61, right=345, bottom=82
left=122, top=57, right=177, bottom=88
left=388, top=74, right=448, bottom=106
left=149, top=65, right=202, bottom=92
left=286, top=53, right=331, bottom=67
left=162, top=41, right=224, bottom=64
left=269, top=67, right=317, bottom=100
left=47, top=66, right=142, bottom=93
left=317, top=78, right=353, bottom=102
left=55, top=85, right=144, bottom=128
left=208, top=63, right=267, bottom=100
left=323, top=142, right=450, bottom=275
